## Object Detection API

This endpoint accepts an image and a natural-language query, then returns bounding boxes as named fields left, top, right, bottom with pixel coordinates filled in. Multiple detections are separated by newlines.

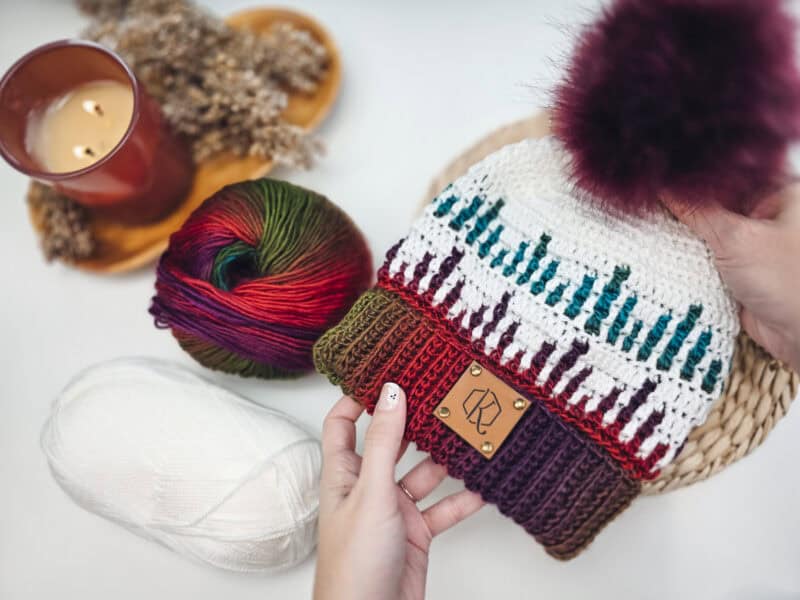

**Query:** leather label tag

left=433, top=361, right=531, bottom=458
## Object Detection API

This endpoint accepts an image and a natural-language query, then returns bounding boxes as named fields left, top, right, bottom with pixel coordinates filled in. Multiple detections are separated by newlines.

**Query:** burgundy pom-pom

left=553, top=0, right=800, bottom=215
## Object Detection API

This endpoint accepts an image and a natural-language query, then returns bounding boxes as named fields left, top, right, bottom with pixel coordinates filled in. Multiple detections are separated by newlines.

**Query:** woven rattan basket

left=421, top=113, right=798, bottom=494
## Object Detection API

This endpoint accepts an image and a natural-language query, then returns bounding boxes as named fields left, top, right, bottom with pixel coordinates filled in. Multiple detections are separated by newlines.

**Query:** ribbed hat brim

left=315, top=287, right=640, bottom=559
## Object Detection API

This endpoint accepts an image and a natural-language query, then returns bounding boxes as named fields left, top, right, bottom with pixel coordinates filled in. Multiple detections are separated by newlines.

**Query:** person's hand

left=663, top=184, right=800, bottom=372
left=313, top=383, right=484, bottom=600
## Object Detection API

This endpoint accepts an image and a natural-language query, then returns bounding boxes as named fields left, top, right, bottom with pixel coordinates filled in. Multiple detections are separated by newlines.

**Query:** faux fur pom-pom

left=553, top=0, right=800, bottom=215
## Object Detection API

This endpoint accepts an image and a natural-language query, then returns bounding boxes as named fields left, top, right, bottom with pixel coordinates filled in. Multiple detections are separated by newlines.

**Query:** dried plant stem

left=77, top=0, right=329, bottom=166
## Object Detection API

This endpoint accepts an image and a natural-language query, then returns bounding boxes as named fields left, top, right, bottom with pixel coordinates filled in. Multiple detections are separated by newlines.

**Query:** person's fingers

left=749, top=190, right=786, bottom=221
left=396, top=439, right=410, bottom=464
left=748, top=182, right=800, bottom=222
left=740, top=307, right=768, bottom=350
left=397, top=457, right=447, bottom=503
left=774, top=184, right=800, bottom=226
left=359, top=382, right=407, bottom=489
left=739, top=307, right=795, bottom=368
left=320, top=396, right=365, bottom=504
left=422, top=490, right=485, bottom=537
left=661, top=194, right=755, bottom=257
left=321, top=395, right=364, bottom=457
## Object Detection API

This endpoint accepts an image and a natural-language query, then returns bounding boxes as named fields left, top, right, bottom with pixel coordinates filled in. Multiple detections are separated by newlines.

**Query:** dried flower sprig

left=77, top=0, right=328, bottom=165
left=27, top=182, right=95, bottom=262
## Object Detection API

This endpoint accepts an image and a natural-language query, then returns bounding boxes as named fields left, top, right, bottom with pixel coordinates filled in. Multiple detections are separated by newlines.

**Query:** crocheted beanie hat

left=315, top=0, right=800, bottom=559
left=315, top=138, right=737, bottom=558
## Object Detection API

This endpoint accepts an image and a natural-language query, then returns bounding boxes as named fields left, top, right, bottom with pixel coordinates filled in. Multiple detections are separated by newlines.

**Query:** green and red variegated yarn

left=150, top=178, right=372, bottom=378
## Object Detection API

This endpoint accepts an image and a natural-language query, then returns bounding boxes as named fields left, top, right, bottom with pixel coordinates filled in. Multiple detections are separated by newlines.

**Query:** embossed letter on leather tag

left=433, top=361, right=531, bottom=458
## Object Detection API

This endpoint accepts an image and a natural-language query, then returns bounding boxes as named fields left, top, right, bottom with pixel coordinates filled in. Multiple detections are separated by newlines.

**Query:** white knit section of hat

left=389, top=136, right=739, bottom=471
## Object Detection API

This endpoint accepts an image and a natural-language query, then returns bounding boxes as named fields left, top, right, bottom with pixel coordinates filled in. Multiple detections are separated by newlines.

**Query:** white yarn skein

left=41, top=358, right=322, bottom=573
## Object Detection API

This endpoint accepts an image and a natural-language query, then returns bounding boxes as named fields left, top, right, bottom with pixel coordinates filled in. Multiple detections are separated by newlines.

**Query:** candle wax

left=26, top=80, right=134, bottom=174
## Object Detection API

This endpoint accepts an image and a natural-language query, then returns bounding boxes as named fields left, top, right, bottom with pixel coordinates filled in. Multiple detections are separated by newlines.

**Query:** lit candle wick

left=82, top=100, right=104, bottom=117
left=26, top=80, right=133, bottom=173
left=73, top=145, right=96, bottom=160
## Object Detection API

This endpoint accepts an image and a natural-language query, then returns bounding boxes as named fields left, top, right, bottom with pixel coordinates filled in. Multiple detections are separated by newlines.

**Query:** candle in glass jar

left=0, top=40, right=193, bottom=223
left=25, top=80, right=134, bottom=174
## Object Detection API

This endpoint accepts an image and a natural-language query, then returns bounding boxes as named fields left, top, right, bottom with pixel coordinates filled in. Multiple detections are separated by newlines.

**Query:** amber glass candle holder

left=0, top=40, right=193, bottom=223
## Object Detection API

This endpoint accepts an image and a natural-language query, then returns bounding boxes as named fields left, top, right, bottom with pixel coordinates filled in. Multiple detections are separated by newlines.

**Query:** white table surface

left=2, top=1, right=799, bottom=598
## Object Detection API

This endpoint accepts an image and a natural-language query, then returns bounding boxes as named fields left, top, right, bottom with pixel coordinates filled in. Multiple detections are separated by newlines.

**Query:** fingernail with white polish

left=377, top=382, right=402, bottom=411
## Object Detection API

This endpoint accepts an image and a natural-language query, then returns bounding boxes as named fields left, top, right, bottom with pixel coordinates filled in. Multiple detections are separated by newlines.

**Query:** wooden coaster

left=28, top=7, right=341, bottom=274
left=421, top=112, right=798, bottom=494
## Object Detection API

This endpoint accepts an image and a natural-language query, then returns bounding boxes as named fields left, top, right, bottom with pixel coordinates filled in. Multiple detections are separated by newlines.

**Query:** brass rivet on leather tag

left=433, top=361, right=531, bottom=459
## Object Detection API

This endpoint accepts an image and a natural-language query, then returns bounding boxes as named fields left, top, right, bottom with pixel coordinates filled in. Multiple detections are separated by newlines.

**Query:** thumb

left=359, top=382, right=407, bottom=490
left=661, top=194, right=751, bottom=257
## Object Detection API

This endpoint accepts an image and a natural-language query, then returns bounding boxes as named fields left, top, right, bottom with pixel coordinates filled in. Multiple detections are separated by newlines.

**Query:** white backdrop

left=1, top=1, right=799, bottom=598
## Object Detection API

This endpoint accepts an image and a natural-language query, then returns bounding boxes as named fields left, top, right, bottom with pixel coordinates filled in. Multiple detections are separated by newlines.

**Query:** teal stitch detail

left=656, top=304, right=703, bottom=371
left=622, top=320, right=643, bottom=352
left=546, top=282, right=567, bottom=306
left=636, top=313, right=673, bottom=361
left=530, top=261, right=559, bottom=295
left=433, top=194, right=457, bottom=218
left=681, top=329, right=713, bottom=381
left=564, top=275, right=596, bottom=319
left=448, top=196, right=483, bottom=231
left=478, top=225, right=504, bottom=259
left=503, top=241, right=529, bottom=277
left=490, top=249, right=509, bottom=269
left=701, top=359, right=723, bottom=393
left=466, top=199, right=505, bottom=245
left=516, top=233, right=552, bottom=285
left=584, top=265, right=631, bottom=335
left=606, top=296, right=638, bottom=345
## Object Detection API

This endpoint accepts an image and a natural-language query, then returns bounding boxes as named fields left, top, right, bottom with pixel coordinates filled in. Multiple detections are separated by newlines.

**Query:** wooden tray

left=29, top=7, right=341, bottom=274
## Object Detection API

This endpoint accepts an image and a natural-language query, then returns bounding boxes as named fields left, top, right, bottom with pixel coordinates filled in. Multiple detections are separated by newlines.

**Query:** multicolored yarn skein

left=151, top=179, right=372, bottom=378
